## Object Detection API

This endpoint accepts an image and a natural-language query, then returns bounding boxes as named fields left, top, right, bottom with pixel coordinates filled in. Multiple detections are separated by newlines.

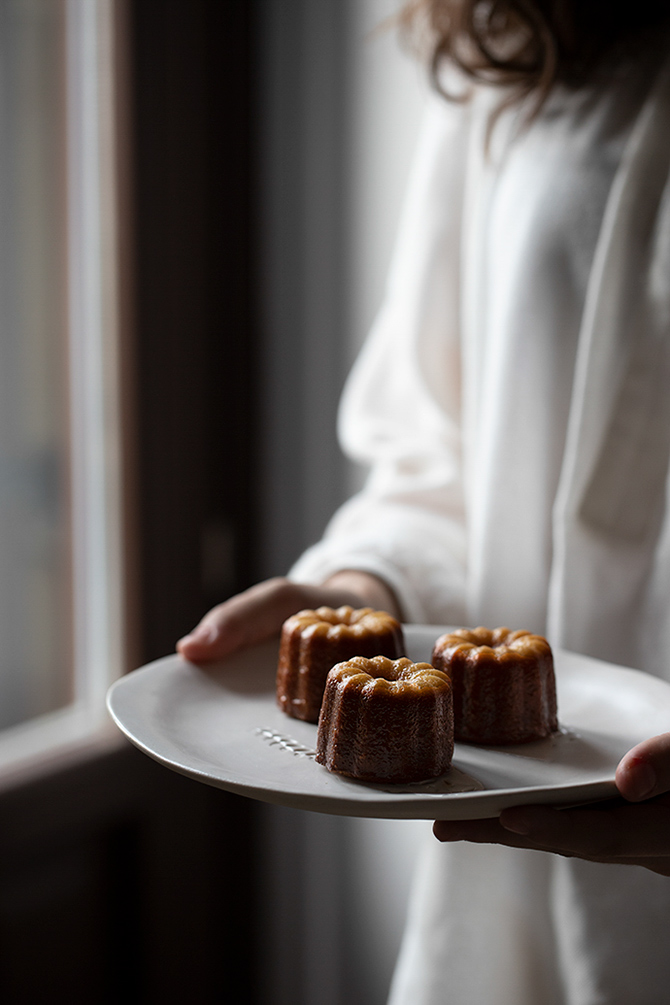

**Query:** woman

left=180, top=2, right=670, bottom=1001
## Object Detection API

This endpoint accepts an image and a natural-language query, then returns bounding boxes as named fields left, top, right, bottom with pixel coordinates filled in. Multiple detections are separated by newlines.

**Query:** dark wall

left=126, top=5, right=262, bottom=998
left=0, top=745, right=258, bottom=1004
left=131, top=0, right=258, bottom=662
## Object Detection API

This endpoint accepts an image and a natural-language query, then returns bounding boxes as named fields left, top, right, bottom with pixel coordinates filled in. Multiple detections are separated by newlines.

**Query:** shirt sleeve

left=290, top=94, right=472, bottom=625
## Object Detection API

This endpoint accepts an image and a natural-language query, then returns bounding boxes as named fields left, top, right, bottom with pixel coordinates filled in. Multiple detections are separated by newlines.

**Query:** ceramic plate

left=106, top=625, right=670, bottom=820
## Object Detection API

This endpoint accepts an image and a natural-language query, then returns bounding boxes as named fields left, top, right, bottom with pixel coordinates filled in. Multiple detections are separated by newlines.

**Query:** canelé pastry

left=431, top=626, right=557, bottom=744
left=276, top=606, right=404, bottom=723
left=315, top=655, right=454, bottom=782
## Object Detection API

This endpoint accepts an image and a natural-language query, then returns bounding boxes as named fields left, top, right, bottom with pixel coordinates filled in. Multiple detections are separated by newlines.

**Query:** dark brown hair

left=400, top=1, right=670, bottom=116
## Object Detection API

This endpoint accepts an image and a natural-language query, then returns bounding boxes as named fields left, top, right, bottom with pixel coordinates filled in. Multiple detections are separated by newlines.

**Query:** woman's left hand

left=433, top=733, right=670, bottom=877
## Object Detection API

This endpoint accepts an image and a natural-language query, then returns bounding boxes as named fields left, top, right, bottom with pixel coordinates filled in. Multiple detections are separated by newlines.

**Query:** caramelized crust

left=276, top=606, right=404, bottom=722
left=316, top=655, right=454, bottom=782
left=432, top=626, right=557, bottom=744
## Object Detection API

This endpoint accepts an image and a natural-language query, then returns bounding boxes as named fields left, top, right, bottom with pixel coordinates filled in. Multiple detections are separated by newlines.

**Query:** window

left=0, top=0, right=126, bottom=770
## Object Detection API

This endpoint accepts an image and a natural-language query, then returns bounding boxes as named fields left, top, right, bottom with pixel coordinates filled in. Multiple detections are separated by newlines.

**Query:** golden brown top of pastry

left=433, top=626, right=551, bottom=660
left=283, top=605, right=400, bottom=640
left=326, top=655, right=451, bottom=695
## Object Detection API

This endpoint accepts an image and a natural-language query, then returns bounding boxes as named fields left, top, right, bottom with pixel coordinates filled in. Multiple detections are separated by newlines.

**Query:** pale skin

left=177, top=570, right=670, bottom=877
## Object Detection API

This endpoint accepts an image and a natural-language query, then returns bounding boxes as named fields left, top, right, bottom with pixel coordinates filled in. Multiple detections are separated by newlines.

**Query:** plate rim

left=106, top=627, right=666, bottom=820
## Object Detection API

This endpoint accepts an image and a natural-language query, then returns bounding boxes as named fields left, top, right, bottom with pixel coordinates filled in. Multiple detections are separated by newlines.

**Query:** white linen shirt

left=291, top=48, right=670, bottom=1005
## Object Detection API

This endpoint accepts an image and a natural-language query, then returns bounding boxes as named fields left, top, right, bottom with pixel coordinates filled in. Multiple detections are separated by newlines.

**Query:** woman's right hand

left=176, top=571, right=401, bottom=663
left=433, top=733, right=670, bottom=877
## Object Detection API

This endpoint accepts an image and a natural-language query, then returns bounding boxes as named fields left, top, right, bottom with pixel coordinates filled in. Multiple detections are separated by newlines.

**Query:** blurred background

left=0, top=0, right=431, bottom=1001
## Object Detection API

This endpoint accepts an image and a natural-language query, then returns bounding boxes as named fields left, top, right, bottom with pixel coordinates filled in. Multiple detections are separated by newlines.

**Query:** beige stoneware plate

left=106, top=625, right=670, bottom=820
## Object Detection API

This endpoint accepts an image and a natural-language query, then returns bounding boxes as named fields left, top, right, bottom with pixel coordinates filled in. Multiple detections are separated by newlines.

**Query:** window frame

left=0, top=0, right=130, bottom=777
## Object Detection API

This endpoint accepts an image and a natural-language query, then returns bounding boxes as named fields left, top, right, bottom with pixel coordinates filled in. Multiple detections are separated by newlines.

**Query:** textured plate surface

left=106, top=625, right=670, bottom=820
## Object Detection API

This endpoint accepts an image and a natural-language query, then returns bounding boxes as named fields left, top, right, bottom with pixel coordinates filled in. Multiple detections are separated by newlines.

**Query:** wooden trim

left=112, top=0, right=142, bottom=675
